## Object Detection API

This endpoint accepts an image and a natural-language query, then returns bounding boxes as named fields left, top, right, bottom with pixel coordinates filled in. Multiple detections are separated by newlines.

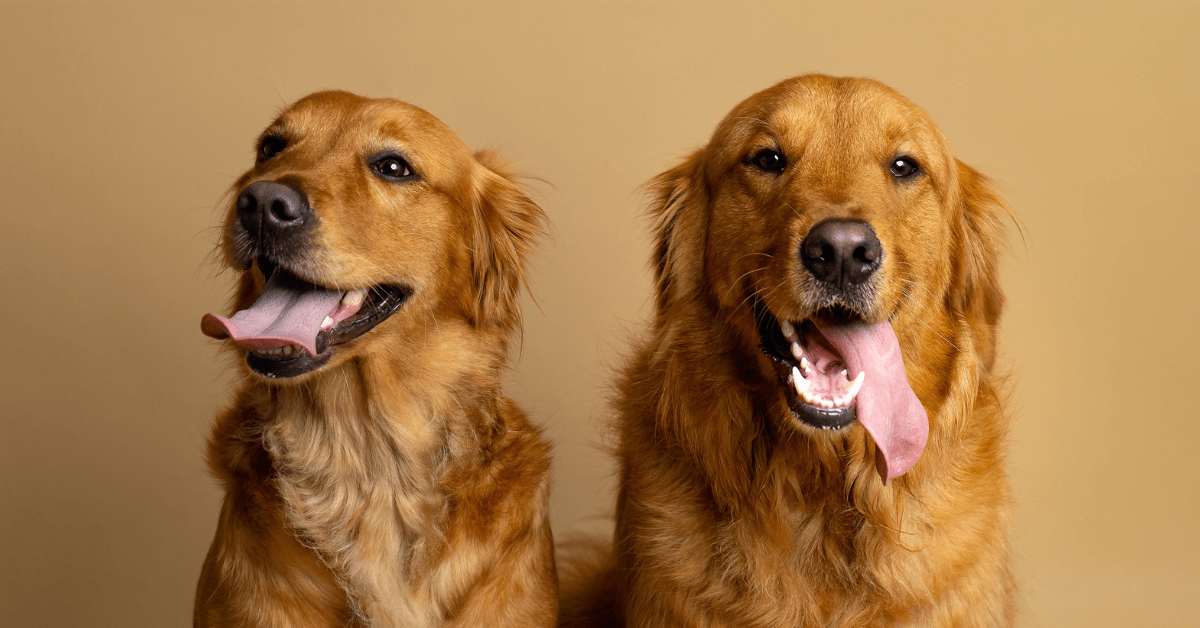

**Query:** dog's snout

left=237, top=181, right=311, bottom=236
left=800, top=220, right=882, bottom=288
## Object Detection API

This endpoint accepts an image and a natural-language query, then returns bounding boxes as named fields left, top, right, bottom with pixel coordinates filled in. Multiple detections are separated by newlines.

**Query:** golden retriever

left=195, top=91, right=556, bottom=627
left=560, top=74, right=1015, bottom=627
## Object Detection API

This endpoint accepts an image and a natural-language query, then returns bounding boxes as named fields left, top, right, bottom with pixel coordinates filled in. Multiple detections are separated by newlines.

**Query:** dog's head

left=202, top=91, right=544, bottom=381
left=648, top=75, right=1007, bottom=480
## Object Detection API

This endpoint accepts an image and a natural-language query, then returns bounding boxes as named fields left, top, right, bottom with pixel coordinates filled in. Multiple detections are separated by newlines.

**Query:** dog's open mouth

left=201, top=258, right=410, bottom=378
left=756, top=303, right=863, bottom=430
left=753, top=298, right=930, bottom=482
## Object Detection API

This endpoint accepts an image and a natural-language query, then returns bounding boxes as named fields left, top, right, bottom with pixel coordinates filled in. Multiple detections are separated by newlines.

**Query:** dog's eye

left=258, top=136, right=287, bottom=162
left=889, top=156, right=920, bottom=179
left=372, top=156, right=415, bottom=180
left=750, top=149, right=787, bottom=173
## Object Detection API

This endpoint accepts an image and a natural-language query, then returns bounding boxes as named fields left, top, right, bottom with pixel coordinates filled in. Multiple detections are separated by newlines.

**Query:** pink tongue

left=813, top=320, right=929, bottom=483
left=200, top=272, right=347, bottom=357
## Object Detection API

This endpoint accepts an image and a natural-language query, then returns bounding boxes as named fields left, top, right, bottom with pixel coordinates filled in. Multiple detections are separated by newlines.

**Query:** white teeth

left=320, top=315, right=334, bottom=330
left=843, top=371, right=866, bottom=398
left=841, top=369, right=848, bottom=377
left=791, top=342, right=804, bottom=361
left=342, top=289, right=365, bottom=307
left=792, top=371, right=865, bottom=410
left=780, top=319, right=796, bottom=340
left=800, top=356, right=811, bottom=373
left=254, top=344, right=301, bottom=358
left=792, top=367, right=810, bottom=394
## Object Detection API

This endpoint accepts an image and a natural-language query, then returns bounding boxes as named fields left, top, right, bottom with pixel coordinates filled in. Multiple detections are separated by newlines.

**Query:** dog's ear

left=646, top=149, right=708, bottom=319
left=468, top=150, right=547, bottom=333
left=950, top=160, right=1012, bottom=368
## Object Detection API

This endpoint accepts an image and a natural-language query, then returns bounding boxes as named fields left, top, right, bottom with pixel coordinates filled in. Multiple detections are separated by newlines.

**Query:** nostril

left=805, top=241, right=832, bottom=263
left=270, top=198, right=300, bottom=222
left=854, top=244, right=878, bottom=264
left=236, top=189, right=260, bottom=233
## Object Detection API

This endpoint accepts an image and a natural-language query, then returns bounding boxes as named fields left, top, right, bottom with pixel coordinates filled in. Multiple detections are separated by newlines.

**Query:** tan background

left=2, top=2, right=1197, bottom=626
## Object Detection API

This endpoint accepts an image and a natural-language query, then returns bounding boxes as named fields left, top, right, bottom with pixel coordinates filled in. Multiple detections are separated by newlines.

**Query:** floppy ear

left=646, top=149, right=708, bottom=319
left=468, top=150, right=547, bottom=333
left=950, top=160, right=1013, bottom=369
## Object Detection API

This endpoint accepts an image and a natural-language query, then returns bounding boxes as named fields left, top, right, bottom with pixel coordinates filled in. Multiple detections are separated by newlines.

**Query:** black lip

left=247, top=350, right=332, bottom=379
left=245, top=260, right=411, bottom=379
left=753, top=299, right=858, bottom=430
left=792, top=403, right=857, bottom=430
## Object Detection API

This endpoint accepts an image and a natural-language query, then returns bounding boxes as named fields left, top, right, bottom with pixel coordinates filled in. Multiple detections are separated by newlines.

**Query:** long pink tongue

left=200, top=272, right=346, bottom=357
left=814, top=320, right=928, bottom=483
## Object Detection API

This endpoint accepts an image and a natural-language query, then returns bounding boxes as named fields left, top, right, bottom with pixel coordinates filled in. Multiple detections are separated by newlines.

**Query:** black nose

left=237, top=181, right=311, bottom=237
left=800, top=220, right=883, bottom=288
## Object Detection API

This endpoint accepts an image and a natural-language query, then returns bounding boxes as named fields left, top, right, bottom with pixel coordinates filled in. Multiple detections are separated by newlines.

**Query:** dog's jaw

left=752, top=298, right=929, bottom=482
left=203, top=259, right=412, bottom=380
left=755, top=302, right=861, bottom=429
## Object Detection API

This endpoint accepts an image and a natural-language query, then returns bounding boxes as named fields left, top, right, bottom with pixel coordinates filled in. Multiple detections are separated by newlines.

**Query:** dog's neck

left=240, top=320, right=513, bottom=624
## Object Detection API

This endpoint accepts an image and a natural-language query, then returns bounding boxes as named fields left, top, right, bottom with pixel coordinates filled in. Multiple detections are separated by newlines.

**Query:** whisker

left=898, top=284, right=959, bottom=351
left=783, top=200, right=804, bottom=222
left=891, top=271, right=940, bottom=302
left=723, top=264, right=771, bottom=306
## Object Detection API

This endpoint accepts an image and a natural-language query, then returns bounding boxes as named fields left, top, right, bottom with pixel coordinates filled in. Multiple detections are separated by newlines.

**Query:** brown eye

left=750, top=149, right=787, bottom=173
left=371, top=155, right=415, bottom=180
left=889, top=156, right=920, bottom=179
left=258, top=135, right=287, bottom=161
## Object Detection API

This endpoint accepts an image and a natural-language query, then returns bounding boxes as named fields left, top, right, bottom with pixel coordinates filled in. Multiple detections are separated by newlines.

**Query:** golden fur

left=195, top=91, right=556, bottom=627
left=560, top=75, right=1015, bottom=627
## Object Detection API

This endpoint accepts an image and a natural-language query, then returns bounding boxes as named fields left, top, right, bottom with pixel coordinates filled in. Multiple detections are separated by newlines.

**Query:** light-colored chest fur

left=257, top=346, right=496, bottom=628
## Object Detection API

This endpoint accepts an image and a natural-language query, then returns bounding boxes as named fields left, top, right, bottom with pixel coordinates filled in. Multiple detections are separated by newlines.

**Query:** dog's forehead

left=779, top=82, right=936, bottom=149
left=273, top=91, right=475, bottom=176
left=719, top=76, right=945, bottom=162
left=281, top=92, right=449, bottom=135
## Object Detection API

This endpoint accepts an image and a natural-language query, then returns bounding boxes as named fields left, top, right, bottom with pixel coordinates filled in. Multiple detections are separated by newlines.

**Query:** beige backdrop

left=2, top=2, right=1197, bottom=626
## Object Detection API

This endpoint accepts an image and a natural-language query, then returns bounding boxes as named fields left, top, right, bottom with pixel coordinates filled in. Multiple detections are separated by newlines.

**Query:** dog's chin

left=246, top=349, right=333, bottom=380
left=753, top=300, right=863, bottom=431
left=789, top=397, right=858, bottom=431
left=241, top=259, right=412, bottom=381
